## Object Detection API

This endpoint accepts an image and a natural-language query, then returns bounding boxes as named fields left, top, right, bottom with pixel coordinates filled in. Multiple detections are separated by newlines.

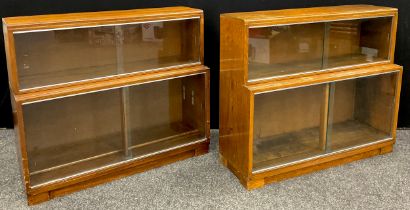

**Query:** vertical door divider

left=115, top=26, right=132, bottom=159
left=322, top=22, right=330, bottom=69
left=320, top=84, right=330, bottom=151
left=326, top=83, right=336, bottom=152
left=319, top=23, right=332, bottom=152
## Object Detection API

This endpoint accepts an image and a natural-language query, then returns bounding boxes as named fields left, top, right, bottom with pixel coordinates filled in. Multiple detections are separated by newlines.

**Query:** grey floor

left=0, top=129, right=409, bottom=209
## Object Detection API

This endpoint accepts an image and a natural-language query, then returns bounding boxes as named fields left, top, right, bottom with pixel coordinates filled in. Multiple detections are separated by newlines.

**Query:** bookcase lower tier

left=251, top=72, right=398, bottom=173
left=219, top=69, right=401, bottom=190
left=15, top=72, right=209, bottom=205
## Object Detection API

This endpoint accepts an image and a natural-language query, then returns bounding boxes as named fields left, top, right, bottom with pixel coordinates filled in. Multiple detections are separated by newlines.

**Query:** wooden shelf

left=330, top=120, right=390, bottom=151
left=130, top=128, right=203, bottom=158
left=19, top=55, right=197, bottom=89
left=253, top=126, right=323, bottom=172
left=252, top=120, right=390, bottom=172
left=248, top=54, right=386, bottom=81
left=29, top=122, right=203, bottom=187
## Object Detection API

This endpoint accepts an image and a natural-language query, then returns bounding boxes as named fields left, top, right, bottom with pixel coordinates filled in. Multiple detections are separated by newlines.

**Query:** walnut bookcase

left=220, top=5, right=402, bottom=190
left=3, top=7, right=210, bottom=205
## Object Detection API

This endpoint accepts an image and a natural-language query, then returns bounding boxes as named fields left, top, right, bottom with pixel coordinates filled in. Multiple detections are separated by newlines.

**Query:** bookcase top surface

left=221, top=5, right=397, bottom=25
left=3, top=6, right=202, bottom=31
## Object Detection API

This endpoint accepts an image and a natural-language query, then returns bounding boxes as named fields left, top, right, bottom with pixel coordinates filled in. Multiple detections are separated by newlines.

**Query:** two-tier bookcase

left=3, top=7, right=210, bottom=205
left=220, top=5, right=402, bottom=189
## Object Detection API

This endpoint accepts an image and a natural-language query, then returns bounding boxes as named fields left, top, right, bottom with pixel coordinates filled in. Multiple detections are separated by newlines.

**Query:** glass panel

left=127, top=74, right=206, bottom=157
left=252, top=84, right=326, bottom=172
left=23, top=90, right=124, bottom=186
left=248, top=23, right=325, bottom=80
left=328, top=73, right=397, bottom=151
left=248, top=17, right=392, bottom=81
left=15, top=26, right=118, bottom=90
left=23, top=74, right=206, bottom=186
left=121, top=19, right=200, bottom=73
left=324, top=17, right=392, bottom=68
left=14, top=18, right=200, bottom=90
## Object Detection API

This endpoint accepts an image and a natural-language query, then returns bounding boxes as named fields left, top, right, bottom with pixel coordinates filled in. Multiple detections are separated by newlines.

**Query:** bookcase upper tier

left=3, top=7, right=203, bottom=93
left=220, top=5, right=397, bottom=82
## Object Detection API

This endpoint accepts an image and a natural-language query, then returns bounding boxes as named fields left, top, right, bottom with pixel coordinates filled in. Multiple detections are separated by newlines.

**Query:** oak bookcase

left=3, top=7, right=210, bottom=205
left=220, top=5, right=402, bottom=189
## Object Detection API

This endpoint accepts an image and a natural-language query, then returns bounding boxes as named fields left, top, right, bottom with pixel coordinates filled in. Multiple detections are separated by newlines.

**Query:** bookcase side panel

left=220, top=16, right=252, bottom=177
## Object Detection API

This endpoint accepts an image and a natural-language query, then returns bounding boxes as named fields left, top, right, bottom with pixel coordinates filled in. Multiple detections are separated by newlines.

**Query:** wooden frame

left=220, top=5, right=402, bottom=190
left=221, top=5, right=398, bottom=85
left=3, top=7, right=210, bottom=205
left=3, top=6, right=205, bottom=95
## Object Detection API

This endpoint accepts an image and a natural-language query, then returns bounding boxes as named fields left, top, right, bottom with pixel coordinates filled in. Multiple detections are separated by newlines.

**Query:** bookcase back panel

left=248, top=16, right=393, bottom=81
left=22, top=74, right=206, bottom=187
left=14, top=18, right=200, bottom=90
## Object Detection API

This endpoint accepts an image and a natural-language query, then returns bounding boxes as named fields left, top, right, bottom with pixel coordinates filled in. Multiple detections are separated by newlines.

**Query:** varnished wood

left=319, top=84, right=330, bottom=150
left=391, top=70, right=403, bottom=142
left=27, top=192, right=50, bottom=205
left=224, top=140, right=394, bottom=190
left=12, top=95, right=31, bottom=192
left=252, top=120, right=391, bottom=171
left=3, top=7, right=202, bottom=31
left=221, top=5, right=398, bottom=85
left=16, top=66, right=208, bottom=104
left=262, top=147, right=384, bottom=186
left=220, top=5, right=402, bottom=191
left=247, top=64, right=401, bottom=94
left=380, top=145, right=393, bottom=155
left=220, top=15, right=252, bottom=178
left=220, top=65, right=402, bottom=190
left=4, top=7, right=210, bottom=205
left=390, top=13, right=399, bottom=63
left=222, top=5, right=397, bottom=27
left=27, top=140, right=209, bottom=205
left=3, top=7, right=205, bottom=95
left=2, top=25, right=18, bottom=94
